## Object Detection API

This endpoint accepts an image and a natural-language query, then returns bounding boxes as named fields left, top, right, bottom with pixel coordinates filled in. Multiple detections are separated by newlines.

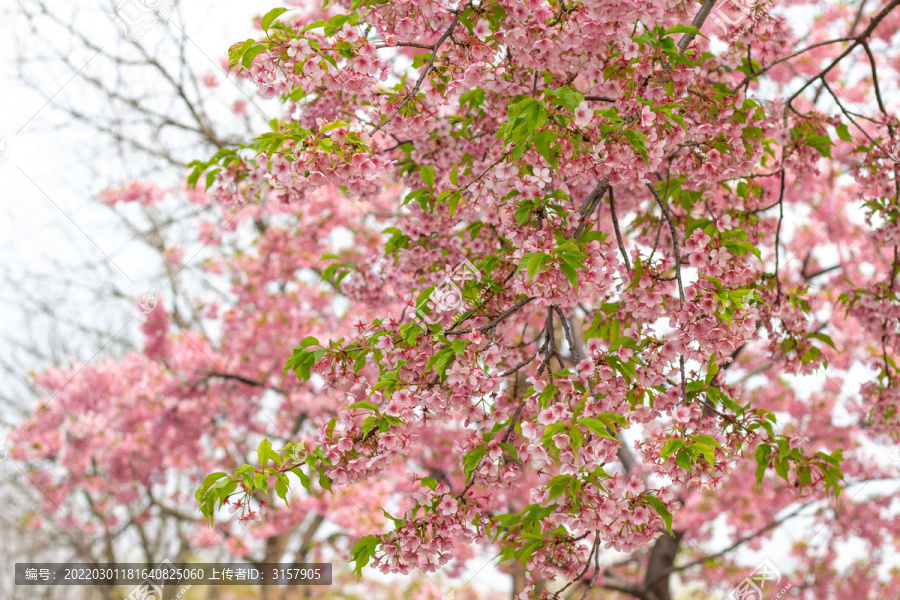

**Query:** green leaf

left=421, top=164, right=435, bottom=188
left=705, top=355, right=720, bottom=384
left=675, top=449, right=694, bottom=472
left=320, top=119, right=350, bottom=133
left=425, top=347, right=456, bottom=378
left=664, top=24, right=708, bottom=40
left=228, top=38, right=257, bottom=70
left=499, top=442, right=519, bottom=461
left=834, top=122, right=852, bottom=142
left=774, top=457, right=790, bottom=481
left=291, top=467, right=311, bottom=492
left=692, top=443, right=716, bottom=466
left=805, top=134, right=833, bottom=158
left=547, top=86, right=584, bottom=112
left=381, top=509, right=406, bottom=530
left=532, top=130, right=559, bottom=167
left=261, top=7, right=291, bottom=30
left=275, top=478, right=290, bottom=506
left=463, top=447, right=487, bottom=483
left=691, top=435, right=722, bottom=449
left=198, top=472, right=227, bottom=493
left=257, top=439, right=273, bottom=467
left=448, top=192, right=461, bottom=217
left=724, top=239, right=762, bottom=261
left=347, top=400, right=379, bottom=411
left=421, top=477, right=438, bottom=490
left=576, top=417, right=617, bottom=440
left=624, top=129, right=649, bottom=165
left=546, top=475, right=572, bottom=500
left=324, top=13, right=353, bottom=37
left=644, top=495, right=674, bottom=536
left=412, top=52, right=432, bottom=69
left=242, top=44, right=267, bottom=68
left=319, top=470, right=332, bottom=492
left=300, top=336, right=320, bottom=348
left=518, top=252, right=549, bottom=281
left=809, top=332, right=836, bottom=349
left=660, top=439, right=684, bottom=460
left=596, top=412, right=628, bottom=426
left=755, top=444, right=772, bottom=484
left=350, top=534, right=379, bottom=579
left=450, top=163, right=459, bottom=186
left=560, top=263, right=578, bottom=289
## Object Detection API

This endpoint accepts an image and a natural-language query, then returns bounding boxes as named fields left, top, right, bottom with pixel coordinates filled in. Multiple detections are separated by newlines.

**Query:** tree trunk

left=644, top=530, right=683, bottom=600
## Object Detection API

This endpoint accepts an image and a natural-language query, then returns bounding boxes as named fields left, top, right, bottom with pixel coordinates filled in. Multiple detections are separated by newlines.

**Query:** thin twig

left=371, top=12, right=462, bottom=135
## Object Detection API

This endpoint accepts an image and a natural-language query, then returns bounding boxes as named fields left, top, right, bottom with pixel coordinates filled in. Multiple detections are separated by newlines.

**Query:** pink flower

left=632, top=505, right=652, bottom=525
left=202, top=71, right=219, bottom=88
left=625, top=476, right=645, bottom=496
left=488, top=441, right=502, bottom=460
left=521, top=420, right=542, bottom=440
left=673, top=405, right=692, bottom=423
left=532, top=167, right=551, bottom=189
left=553, top=434, right=570, bottom=450
left=716, top=214, right=733, bottom=230
left=438, top=495, right=457, bottom=515
left=577, top=359, right=595, bottom=376
left=473, top=19, right=491, bottom=42
left=574, top=101, right=593, bottom=128
left=354, top=55, right=376, bottom=75
left=526, top=376, right=546, bottom=392
left=537, top=408, right=555, bottom=425
left=270, top=156, right=291, bottom=179
left=699, top=296, right=718, bottom=313
left=622, top=40, right=639, bottom=61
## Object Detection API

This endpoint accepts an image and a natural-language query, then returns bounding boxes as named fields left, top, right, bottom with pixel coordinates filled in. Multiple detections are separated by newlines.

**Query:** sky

left=0, top=0, right=275, bottom=389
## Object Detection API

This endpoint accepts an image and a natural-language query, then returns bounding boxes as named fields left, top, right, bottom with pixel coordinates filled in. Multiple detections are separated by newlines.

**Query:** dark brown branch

left=573, top=179, right=611, bottom=239
left=677, top=0, right=718, bottom=52
left=645, top=184, right=684, bottom=304
left=731, top=37, right=854, bottom=92
left=644, top=502, right=811, bottom=588
left=786, top=0, right=900, bottom=106
left=372, top=12, right=462, bottom=135
left=608, top=187, right=631, bottom=271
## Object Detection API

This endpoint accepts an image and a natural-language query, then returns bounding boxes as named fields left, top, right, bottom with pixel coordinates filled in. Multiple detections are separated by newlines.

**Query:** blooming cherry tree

left=13, top=0, right=900, bottom=598
left=186, top=0, right=900, bottom=597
